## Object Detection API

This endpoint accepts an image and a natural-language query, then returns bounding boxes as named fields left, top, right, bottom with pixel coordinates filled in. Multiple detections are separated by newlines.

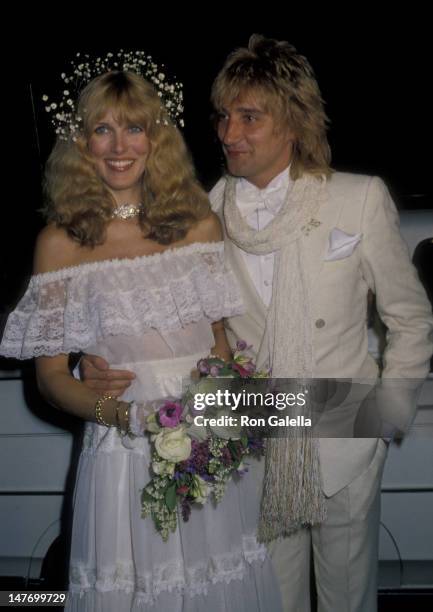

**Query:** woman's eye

left=94, top=125, right=109, bottom=135
left=128, top=125, right=143, bottom=133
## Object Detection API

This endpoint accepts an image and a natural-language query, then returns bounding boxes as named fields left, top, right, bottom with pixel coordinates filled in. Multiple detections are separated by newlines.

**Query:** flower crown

left=42, top=50, right=184, bottom=140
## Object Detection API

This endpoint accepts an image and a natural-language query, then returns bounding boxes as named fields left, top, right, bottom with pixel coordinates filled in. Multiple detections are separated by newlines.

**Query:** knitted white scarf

left=223, top=173, right=328, bottom=541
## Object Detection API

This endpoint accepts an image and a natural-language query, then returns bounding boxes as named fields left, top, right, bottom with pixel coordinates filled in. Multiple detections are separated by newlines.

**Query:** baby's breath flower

left=43, top=50, right=184, bottom=141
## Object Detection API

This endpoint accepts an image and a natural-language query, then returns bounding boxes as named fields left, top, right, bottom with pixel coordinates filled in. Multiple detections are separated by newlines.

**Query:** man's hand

left=80, top=354, right=135, bottom=397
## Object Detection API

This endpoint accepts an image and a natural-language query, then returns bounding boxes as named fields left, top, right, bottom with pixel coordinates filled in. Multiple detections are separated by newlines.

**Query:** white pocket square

left=325, top=228, right=362, bottom=261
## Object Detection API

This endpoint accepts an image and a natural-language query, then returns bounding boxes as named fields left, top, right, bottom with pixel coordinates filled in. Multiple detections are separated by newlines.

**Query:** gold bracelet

left=95, top=394, right=116, bottom=427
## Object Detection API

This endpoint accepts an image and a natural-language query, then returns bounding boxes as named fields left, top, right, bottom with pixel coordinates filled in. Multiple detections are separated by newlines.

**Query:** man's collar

left=237, top=166, right=292, bottom=217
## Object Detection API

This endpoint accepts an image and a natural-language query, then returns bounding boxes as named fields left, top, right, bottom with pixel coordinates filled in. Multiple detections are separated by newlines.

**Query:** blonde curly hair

left=44, top=71, right=209, bottom=246
left=211, top=34, right=332, bottom=180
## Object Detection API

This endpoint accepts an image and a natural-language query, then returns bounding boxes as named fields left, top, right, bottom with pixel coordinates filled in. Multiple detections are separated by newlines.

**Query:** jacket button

left=315, top=319, right=325, bottom=328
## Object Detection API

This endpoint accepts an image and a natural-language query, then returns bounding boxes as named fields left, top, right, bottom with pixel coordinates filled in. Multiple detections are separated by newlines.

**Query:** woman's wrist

left=209, top=344, right=232, bottom=362
left=94, top=394, right=131, bottom=433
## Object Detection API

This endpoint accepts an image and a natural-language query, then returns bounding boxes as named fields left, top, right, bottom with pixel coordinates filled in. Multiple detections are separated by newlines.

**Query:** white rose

left=154, top=425, right=191, bottom=462
left=152, top=459, right=175, bottom=477
left=190, top=475, right=211, bottom=504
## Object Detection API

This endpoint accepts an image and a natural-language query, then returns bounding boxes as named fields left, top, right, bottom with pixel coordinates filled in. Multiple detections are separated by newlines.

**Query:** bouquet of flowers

left=141, top=341, right=267, bottom=540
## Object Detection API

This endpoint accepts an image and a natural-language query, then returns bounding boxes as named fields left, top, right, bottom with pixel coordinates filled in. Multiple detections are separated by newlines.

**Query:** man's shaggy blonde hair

left=211, top=34, right=332, bottom=180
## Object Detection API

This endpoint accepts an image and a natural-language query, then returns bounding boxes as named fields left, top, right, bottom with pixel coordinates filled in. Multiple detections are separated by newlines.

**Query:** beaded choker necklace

left=111, top=204, right=143, bottom=220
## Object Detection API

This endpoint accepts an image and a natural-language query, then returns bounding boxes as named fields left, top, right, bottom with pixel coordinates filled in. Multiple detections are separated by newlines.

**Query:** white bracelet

left=128, top=401, right=143, bottom=437
left=208, top=352, right=227, bottom=362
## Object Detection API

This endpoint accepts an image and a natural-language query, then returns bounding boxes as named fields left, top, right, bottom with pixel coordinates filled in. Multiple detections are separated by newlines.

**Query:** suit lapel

left=302, top=177, right=345, bottom=292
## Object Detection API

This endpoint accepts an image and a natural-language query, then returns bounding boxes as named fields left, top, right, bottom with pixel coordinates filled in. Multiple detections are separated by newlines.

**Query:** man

left=82, top=35, right=433, bottom=611
left=207, top=34, right=433, bottom=611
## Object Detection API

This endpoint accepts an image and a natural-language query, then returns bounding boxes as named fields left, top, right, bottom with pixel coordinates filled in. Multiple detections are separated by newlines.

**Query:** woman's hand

left=80, top=354, right=136, bottom=396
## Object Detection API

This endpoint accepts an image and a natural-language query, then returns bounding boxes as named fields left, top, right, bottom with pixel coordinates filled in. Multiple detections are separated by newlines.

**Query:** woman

left=0, top=66, right=282, bottom=610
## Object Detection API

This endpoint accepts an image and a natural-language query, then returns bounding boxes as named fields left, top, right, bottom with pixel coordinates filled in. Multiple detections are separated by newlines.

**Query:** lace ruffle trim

left=0, top=242, right=244, bottom=359
left=31, top=241, right=225, bottom=284
left=68, top=537, right=267, bottom=604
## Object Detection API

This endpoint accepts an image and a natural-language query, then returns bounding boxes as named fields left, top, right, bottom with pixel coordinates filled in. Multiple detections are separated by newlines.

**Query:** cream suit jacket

left=210, top=171, right=433, bottom=496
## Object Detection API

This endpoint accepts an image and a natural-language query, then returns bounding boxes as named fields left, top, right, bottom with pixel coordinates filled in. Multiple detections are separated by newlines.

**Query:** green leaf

left=165, top=483, right=177, bottom=512
left=141, top=488, right=155, bottom=504
left=228, top=440, right=243, bottom=461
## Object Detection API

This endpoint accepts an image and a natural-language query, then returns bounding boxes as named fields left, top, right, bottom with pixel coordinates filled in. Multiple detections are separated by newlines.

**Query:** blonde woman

left=1, top=67, right=282, bottom=610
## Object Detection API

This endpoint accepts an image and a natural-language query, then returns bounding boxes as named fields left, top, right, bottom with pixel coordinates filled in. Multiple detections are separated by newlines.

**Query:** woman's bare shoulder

left=188, top=212, right=222, bottom=244
left=33, top=225, right=82, bottom=274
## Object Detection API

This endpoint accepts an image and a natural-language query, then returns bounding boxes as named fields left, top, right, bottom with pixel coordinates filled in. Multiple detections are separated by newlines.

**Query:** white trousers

left=268, top=440, right=387, bottom=612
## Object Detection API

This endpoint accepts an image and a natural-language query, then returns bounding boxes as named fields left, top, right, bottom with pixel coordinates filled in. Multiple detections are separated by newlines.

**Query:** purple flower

left=247, top=437, right=265, bottom=456
left=236, top=340, right=248, bottom=351
left=197, top=359, right=210, bottom=374
left=247, top=437, right=263, bottom=449
left=188, top=439, right=210, bottom=474
left=209, top=364, right=223, bottom=377
left=158, top=401, right=183, bottom=428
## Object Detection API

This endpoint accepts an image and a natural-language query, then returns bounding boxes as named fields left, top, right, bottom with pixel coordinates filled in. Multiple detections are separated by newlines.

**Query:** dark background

left=1, top=21, right=432, bottom=606
left=2, top=17, right=431, bottom=315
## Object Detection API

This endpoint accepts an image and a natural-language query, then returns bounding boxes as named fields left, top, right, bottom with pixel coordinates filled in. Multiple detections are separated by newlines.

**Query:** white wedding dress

left=0, top=241, right=282, bottom=611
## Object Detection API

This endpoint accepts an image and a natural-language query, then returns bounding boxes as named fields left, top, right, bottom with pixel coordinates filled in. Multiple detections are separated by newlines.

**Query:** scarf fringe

left=257, top=437, right=327, bottom=543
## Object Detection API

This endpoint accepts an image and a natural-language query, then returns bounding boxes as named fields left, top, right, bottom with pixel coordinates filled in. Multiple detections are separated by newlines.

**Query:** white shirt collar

left=236, top=166, right=292, bottom=217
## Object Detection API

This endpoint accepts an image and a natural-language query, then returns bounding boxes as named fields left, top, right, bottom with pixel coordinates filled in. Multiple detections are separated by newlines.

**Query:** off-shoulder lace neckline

left=32, top=240, right=224, bottom=284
